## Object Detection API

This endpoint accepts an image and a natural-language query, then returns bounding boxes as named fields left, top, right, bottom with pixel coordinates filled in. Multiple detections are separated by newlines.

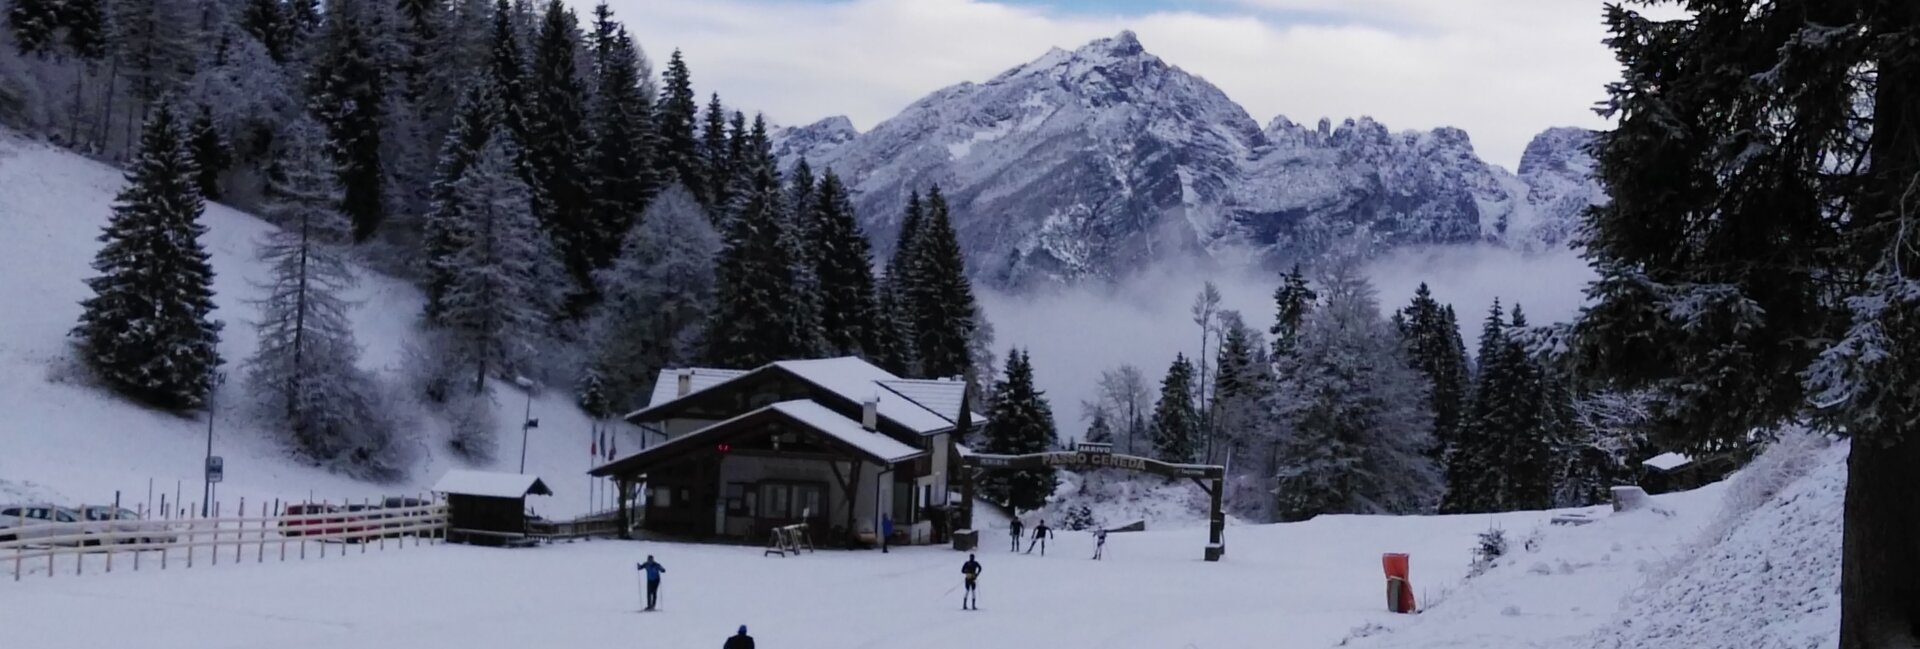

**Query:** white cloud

left=606, top=0, right=1625, bottom=169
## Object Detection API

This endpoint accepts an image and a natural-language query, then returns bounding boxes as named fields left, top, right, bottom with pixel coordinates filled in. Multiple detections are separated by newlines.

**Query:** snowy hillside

left=777, top=31, right=1606, bottom=289
left=0, top=129, right=634, bottom=518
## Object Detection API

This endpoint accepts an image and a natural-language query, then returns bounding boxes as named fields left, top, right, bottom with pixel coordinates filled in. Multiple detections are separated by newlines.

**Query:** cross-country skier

left=1025, top=520, right=1052, bottom=555
left=637, top=555, right=666, bottom=611
left=961, top=554, right=983, bottom=610
left=724, top=625, right=754, bottom=649
left=882, top=514, right=893, bottom=553
left=1008, top=518, right=1024, bottom=551
left=1092, top=528, right=1107, bottom=560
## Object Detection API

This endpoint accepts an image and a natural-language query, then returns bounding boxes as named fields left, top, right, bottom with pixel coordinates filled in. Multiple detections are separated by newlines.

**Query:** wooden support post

left=187, top=504, right=195, bottom=569
left=211, top=501, right=219, bottom=567
left=1205, top=473, right=1225, bottom=562
left=11, top=510, right=20, bottom=581
left=258, top=502, right=267, bottom=563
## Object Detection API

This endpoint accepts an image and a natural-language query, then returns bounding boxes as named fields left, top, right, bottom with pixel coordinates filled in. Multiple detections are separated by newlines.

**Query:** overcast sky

left=606, top=0, right=1630, bottom=170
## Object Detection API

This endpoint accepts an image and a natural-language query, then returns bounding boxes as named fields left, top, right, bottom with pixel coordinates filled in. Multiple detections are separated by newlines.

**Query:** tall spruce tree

left=1267, top=265, right=1441, bottom=520
left=1270, top=264, right=1316, bottom=359
left=306, top=0, right=389, bottom=241
left=72, top=105, right=224, bottom=410
left=906, top=186, right=978, bottom=381
left=1084, top=409, right=1113, bottom=444
left=486, top=0, right=529, bottom=155
left=437, top=131, right=560, bottom=393
left=1151, top=353, right=1200, bottom=463
left=698, top=93, right=731, bottom=212
left=654, top=49, right=699, bottom=196
left=705, top=141, right=808, bottom=368
left=7, top=0, right=60, bottom=55
left=1398, top=283, right=1469, bottom=460
left=523, top=0, right=595, bottom=307
left=810, top=170, right=881, bottom=358
left=1582, top=6, right=1920, bottom=641
left=244, top=119, right=398, bottom=476
left=981, top=349, right=1058, bottom=511
left=1444, top=300, right=1510, bottom=514
left=188, top=104, right=230, bottom=200
left=423, top=79, right=496, bottom=323
left=875, top=191, right=925, bottom=375
left=780, top=158, right=828, bottom=356
left=583, top=11, right=659, bottom=272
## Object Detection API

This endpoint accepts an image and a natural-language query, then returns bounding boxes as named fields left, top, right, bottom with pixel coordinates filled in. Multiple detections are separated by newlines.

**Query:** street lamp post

left=516, top=376, right=538, bottom=473
left=202, top=371, right=226, bottom=517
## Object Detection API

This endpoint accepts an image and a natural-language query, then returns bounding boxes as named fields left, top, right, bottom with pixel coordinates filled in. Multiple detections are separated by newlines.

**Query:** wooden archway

left=958, top=442, right=1228, bottom=561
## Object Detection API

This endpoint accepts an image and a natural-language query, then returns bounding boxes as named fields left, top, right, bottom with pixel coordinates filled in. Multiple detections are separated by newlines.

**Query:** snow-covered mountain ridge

left=775, top=31, right=1605, bottom=289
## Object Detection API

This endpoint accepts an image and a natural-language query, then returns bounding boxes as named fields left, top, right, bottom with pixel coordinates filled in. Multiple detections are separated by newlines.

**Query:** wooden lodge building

left=589, top=357, right=986, bottom=548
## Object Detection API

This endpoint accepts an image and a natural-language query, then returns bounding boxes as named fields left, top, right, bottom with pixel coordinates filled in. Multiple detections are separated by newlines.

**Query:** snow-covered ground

left=0, top=129, right=636, bottom=519
left=0, top=503, right=1563, bottom=649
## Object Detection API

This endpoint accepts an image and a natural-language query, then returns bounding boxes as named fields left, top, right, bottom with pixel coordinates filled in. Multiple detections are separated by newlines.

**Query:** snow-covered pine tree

left=524, top=0, right=595, bottom=306
left=981, top=349, right=1058, bottom=512
left=1397, top=283, right=1469, bottom=462
left=704, top=138, right=808, bottom=369
left=1151, top=353, right=1199, bottom=463
left=1269, top=263, right=1315, bottom=360
left=583, top=9, right=658, bottom=272
left=243, top=118, right=401, bottom=477
left=653, top=49, right=698, bottom=194
left=72, top=105, right=224, bottom=410
left=305, top=0, right=389, bottom=241
left=237, top=0, right=291, bottom=62
left=694, top=93, right=729, bottom=210
left=1268, top=264, right=1441, bottom=521
left=485, top=0, right=529, bottom=157
left=809, top=169, right=881, bottom=359
left=1084, top=409, right=1113, bottom=444
left=905, top=185, right=978, bottom=381
left=874, top=191, right=924, bottom=376
left=586, top=184, right=720, bottom=412
left=422, top=78, right=496, bottom=323
left=7, top=0, right=60, bottom=55
left=1497, top=304, right=1552, bottom=511
left=187, top=103, right=229, bottom=199
left=437, top=129, right=560, bottom=394
left=1443, top=300, right=1509, bottom=514
left=1211, top=310, right=1274, bottom=517
left=779, top=157, right=827, bottom=356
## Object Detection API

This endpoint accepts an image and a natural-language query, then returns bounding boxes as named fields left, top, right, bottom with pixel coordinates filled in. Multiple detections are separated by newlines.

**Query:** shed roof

left=431, top=470, right=554, bottom=498
left=1643, top=452, right=1693, bottom=472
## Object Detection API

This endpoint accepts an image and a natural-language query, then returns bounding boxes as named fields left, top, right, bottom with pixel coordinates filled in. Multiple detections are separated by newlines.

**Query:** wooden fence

left=3, top=497, right=449, bottom=581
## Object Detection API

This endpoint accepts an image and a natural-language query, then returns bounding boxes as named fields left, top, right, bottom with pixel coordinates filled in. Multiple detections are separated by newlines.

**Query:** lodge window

left=726, top=483, right=756, bottom=516
left=756, top=482, right=824, bottom=520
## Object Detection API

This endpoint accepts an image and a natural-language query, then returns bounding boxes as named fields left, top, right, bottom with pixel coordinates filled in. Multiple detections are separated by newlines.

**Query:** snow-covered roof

left=629, top=357, right=972, bottom=436
left=769, top=400, right=924, bottom=463
left=1643, top=452, right=1694, bottom=472
left=642, top=368, right=749, bottom=409
left=773, top=358, right=956, bottom=434
left=431, top=470, right=553, bottom=498
left=878, top=379, right=985, bottom=425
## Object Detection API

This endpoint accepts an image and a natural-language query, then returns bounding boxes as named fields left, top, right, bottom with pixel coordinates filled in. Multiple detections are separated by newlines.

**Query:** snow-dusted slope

left=779, top=31, right=1606, bottom=289
left=0, top=129, right=632, bottom=518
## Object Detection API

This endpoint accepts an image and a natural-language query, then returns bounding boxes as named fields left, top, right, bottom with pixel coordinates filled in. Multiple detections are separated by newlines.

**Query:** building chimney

left=676, top=370, right=692, bottom=397
left=862, top=397, right=878, bottom=431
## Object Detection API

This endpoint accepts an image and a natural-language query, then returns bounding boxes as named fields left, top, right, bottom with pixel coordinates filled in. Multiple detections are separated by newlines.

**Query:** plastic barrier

left=1383, top=552, right=1416, bottom=613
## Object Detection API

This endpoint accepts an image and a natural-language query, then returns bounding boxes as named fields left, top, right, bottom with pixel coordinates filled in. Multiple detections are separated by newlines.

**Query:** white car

left=81, top=506, right=178, bottom=544
left=0, top=504, right=107, bottom=545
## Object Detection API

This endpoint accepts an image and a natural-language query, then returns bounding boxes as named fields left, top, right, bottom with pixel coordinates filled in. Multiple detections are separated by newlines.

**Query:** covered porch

left=591, top=400, right=926, bottom=547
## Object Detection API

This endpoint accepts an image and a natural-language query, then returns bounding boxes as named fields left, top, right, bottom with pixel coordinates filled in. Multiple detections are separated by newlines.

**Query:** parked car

left=80, top=506, right=179, bottom=544
left=0, top=505, right=108, bottom=545
left=374, top=497, right=431, bottom=537
left=280, top=503, right=344, bottom=538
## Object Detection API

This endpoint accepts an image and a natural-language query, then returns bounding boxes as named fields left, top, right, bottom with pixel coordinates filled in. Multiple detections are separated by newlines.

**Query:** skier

left=637, top=555, right=666, bottom=611
left=882, top=514, right=893, bottom=553
left=724, top=625, right=754, bottom=649
left=960, top=553, right=983, bottom=610
left=1008, top=518, right=1024, bottom=552
left=1092, top=528, right=1107, bottom=560
left=1025, top=520, right=1052, bottom=555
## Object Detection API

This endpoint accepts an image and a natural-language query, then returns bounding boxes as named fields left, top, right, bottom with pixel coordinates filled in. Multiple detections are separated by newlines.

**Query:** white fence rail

left=3, top=498, right=450, bottom=581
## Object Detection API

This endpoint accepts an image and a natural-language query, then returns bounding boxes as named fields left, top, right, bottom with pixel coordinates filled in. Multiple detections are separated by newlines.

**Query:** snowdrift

left=0, top=129, right=632, bottom=518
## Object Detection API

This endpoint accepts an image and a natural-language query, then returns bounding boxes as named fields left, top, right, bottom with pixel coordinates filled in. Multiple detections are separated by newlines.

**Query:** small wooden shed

left=431, top=470, right=553, bottom=546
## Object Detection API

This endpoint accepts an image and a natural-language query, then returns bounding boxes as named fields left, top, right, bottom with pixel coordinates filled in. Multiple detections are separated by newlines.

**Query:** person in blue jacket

left=881, top=514, right=893, bottom=553
left=638, top=555, right=666, bottom=610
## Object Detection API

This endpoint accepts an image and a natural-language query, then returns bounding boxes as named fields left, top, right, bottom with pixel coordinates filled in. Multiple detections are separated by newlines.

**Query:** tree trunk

left=1839, top=435, right=1920, bottom=648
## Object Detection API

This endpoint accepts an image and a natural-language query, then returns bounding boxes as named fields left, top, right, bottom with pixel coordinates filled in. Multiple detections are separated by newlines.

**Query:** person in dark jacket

left=724, top=625, right=754, bottom=649
left=1025, top=520, right=1052, bottom=555
left=637, top=555, right=666, bottom=610
left=960, top=554, right=983, bottom=610
left=881, top=514, right=893, bottom=553
left=1092, top=528, right=1107, bottom=560
left=1008, top=518, right=1024, bottom=551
